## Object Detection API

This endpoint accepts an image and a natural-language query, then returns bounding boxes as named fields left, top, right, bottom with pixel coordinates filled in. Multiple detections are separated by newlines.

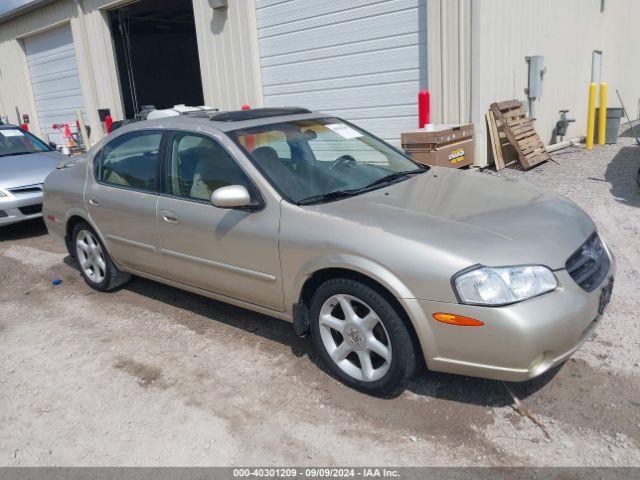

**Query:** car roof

left=114, top=108, right=331, bottom=136
left=0, top=124, right=21, bottom=129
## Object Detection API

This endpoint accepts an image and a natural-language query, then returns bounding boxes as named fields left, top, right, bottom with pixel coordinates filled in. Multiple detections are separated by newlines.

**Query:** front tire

left=72, top=222, right=131, bottom=291
left=309, top=278, right=416, bottom=397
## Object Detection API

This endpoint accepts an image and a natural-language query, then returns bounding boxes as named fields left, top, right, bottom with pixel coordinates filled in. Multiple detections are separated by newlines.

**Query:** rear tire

left=72, top=221, right=131, bottom=291
left=309, top=278, right=416, bottom=397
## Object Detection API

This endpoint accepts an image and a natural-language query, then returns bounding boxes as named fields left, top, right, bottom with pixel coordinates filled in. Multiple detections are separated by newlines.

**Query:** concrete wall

left=470, top=0, right=640, bottom=166
left=0, top=0, right=263, bottom=144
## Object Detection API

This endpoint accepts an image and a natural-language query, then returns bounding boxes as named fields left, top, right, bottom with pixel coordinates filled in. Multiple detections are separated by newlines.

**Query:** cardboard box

left=401, top=123, right=475, bottom=168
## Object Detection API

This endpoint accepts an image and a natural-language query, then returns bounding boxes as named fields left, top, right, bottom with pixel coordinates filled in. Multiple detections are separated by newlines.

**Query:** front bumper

left=0, top=192, right=44, bottom=226
left=406, top=262, right=615, bottom=382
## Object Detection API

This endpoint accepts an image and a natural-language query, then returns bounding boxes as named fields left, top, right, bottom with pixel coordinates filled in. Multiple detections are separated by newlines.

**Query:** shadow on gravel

left=122, top=275, right=317, bottom=358
left=604, top=146, right=640, bottom=207
left=0, top=218, right=47, bottom=242
left=619, top=124, right=640, bottom=139
left=409, top=363, right=562, bottom=407
left=63, top=254, right=306, bottom=357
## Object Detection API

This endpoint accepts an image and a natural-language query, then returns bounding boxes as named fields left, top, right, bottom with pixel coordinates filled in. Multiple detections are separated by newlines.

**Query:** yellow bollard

left=586, top=83, right=597, bottom=150
left=598, top=82, right=608, bottom=145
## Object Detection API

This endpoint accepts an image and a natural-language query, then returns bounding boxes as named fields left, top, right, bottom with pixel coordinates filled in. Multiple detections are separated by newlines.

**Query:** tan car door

left=86, top=130, right=164, bottom=276
left=155, top=130, right=284, bottom=311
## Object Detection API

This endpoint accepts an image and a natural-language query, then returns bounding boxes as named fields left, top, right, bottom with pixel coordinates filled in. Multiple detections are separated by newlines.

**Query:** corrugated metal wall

left=0, top=1, right=78, bottom=139
left=470, top=0, right=640, bottom=166
left=0, top=0, right=133, bottom=143
left=254, top=0, right=426, bottom=145
left=427, top=0, right=471, bottom=125
left=2, top=0, right=639, bottom=163
left=0, top=0, right=263, bottom=143
left=192, top=0, right=263, bottom=111
left=23, top=23, right=87, bottom=146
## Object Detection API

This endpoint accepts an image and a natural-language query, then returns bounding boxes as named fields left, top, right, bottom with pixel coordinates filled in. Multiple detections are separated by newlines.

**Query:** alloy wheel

left=318, top=294, right=392, bottom=382
left=75, top=229, right=106, bottom=284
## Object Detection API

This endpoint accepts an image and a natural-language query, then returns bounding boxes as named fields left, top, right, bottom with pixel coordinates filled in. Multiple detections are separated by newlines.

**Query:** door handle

left=161, top=211, right=179, bottom=224
left=88, top=196, right=101, bottom=206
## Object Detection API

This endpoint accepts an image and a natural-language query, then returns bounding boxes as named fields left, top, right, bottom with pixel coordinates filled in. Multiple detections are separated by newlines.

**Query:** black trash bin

left=594, top=107, right=624, bottom=144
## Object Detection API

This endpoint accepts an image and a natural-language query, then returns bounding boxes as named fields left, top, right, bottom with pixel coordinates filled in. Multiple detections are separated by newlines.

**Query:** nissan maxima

left=43, top=108, right=614, bottom=397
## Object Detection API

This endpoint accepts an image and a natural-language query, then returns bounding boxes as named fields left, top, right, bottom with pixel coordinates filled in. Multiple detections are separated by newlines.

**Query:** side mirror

left=49, top=141, right=57, bottom=150
left=211, top=185, right=252, bottom=209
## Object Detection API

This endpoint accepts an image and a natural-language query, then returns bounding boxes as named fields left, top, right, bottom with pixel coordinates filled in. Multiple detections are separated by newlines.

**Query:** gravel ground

left=0, top=137, right=639, bottom=466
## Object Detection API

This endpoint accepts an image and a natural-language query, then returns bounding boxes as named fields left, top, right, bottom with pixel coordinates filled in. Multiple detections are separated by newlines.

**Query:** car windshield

left=0, top=128, right=50, bottom=157
left=229, top=118, right=427, bottom=204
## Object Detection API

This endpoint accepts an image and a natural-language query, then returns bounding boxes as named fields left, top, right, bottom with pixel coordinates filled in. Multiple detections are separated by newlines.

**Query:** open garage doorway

left=109, top=0, right=204, bottom=119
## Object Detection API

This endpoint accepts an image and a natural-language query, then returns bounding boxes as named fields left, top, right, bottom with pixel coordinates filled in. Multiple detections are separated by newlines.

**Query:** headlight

left=0, top=187, right=8, bottom=198
left=454, top=265, right=557, bottom=306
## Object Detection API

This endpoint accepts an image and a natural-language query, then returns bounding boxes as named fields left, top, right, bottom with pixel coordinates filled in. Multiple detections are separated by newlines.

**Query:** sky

left=0, top=0, right=37, bottom=16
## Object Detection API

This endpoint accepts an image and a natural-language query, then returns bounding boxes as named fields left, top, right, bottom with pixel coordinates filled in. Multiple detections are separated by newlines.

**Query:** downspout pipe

left=469, top=0, right=486, bottom=166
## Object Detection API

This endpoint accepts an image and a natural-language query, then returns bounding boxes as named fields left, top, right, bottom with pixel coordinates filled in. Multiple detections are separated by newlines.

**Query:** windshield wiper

left=362, top=168, right=427, bottom=189
left=298, top=169, right=427, bottom=206
left=0, top=151, right=32, bottom=158
left=297, top=189, right=363, bottom=205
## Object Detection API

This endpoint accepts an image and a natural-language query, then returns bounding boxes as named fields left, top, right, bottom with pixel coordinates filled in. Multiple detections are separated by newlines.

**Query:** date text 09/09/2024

left=232, top=468, right=400, bottom=478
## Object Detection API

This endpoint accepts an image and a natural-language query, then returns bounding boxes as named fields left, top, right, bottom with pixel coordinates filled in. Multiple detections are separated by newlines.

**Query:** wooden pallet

left=490, top=100, right=550, bottom=169
left=485, top=110, right=518, bottom=170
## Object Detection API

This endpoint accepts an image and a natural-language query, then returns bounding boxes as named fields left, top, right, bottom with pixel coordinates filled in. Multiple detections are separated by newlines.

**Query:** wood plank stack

left=488, top=100, right=550, bottom=170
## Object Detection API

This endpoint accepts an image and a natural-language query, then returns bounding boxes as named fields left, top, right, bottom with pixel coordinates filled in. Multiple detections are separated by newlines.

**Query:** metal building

left=1, top=0, right=639, bottom=165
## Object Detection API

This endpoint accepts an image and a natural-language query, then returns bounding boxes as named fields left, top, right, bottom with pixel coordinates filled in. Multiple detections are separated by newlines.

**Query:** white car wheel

left=75, top=229, right=107, bottom=284
left=319, top=293, right=392, bottom=382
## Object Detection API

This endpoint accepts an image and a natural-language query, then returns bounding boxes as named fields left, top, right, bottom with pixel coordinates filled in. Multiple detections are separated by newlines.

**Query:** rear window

left=95, top=131, right=162, bottom=192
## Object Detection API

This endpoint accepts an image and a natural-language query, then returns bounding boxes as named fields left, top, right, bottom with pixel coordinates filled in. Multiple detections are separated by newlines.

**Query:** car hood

left=313, top=167, right=595, bottom=270
left=0, top=151, right=65, bottom=189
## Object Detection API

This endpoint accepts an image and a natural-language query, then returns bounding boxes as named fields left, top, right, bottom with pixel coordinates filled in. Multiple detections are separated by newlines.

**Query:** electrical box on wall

left=526, top=55, right=545, bottom=99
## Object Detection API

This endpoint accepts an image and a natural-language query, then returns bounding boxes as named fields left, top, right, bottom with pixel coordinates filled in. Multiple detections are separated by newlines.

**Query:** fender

left=61, top=208, right=122, bottom=269
left=289, top=252, right=437, bottom=363
left=295, top=253, right=418, bottom=300
left=289, top=252, right=419, bottom=312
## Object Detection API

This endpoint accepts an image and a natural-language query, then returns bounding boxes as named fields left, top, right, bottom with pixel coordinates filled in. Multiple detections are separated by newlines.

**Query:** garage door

left=255, top=0, right=424, bottom=144
left=24, top=24, right=86, bottom=146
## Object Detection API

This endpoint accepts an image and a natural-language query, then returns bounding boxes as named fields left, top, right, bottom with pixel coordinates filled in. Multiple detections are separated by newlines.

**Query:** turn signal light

left=432, top=312, right=484, bottom=327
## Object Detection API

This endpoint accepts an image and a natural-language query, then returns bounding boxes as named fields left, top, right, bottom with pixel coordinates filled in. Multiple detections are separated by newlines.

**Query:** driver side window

left=96, top=131, right=162, bottom=192
left=167, top=132, right=252, bottom=202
